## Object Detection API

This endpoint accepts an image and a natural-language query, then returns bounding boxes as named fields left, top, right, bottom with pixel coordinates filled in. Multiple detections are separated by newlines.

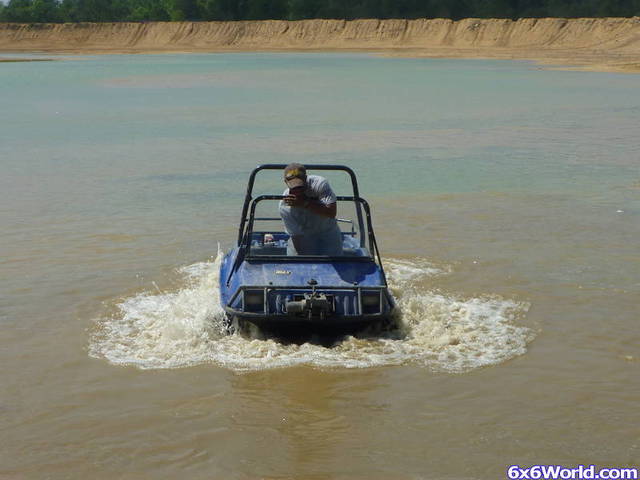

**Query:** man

left=278, top=163, right=343, bottom=256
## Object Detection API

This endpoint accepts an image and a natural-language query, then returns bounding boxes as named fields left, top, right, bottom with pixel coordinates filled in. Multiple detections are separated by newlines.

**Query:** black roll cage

left=237, top=164, right=365, bottom=246
left=227, top=164, right=388, bottom=287
left=246, top=195, right=382, bottom=261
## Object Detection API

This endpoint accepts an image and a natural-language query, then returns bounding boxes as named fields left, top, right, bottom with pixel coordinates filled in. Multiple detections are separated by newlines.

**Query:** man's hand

left=284, top=193, right=307, bottom=208
left=284, top=189, right=336, bottom=218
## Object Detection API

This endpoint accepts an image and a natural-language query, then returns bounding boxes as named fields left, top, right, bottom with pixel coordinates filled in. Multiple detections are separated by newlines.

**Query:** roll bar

left=236, top=164, right=365, bottom=246
left=231, top=195, right=388, bottom=286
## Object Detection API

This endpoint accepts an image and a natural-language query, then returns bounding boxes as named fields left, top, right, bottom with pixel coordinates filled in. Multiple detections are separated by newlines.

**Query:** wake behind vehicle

left=219, top=164, right=396, bottom=332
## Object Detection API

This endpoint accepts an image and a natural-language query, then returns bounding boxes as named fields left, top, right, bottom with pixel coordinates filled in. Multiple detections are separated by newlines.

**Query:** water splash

left=89, top=252, right=532, bottom=372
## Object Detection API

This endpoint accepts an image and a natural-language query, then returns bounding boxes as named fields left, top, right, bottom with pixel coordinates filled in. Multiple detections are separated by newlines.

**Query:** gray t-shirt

left=278, top=174, right=338, bottom=236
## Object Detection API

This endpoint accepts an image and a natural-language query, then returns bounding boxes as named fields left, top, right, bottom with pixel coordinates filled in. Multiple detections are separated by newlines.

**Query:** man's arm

left=305, top=199, right=336, bottom=218
left=284, top=195, right=336, bottom=218
left=290, top=235, right=305, bottom=253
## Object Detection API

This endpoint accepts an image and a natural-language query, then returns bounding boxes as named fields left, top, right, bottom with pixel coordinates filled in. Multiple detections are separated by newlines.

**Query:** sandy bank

left=1, top=17, right=640, bottom=72
left=0, top=57, right=54, bottom=62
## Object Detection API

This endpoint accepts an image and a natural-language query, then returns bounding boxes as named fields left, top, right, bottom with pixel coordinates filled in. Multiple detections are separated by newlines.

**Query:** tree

left=66, top=0, right=120, bottom=21
left=3, top=0, right=35, bottom=22
left=246, top=0, right=287, bottom=19
left=287, top=0, right=320, bottom=19
left=1, top=0, right=639, bottom=25
left=31, top=0, right=62, bottom=21
left=167, top=0, right=199, bottom=20
left=197, top=0, right=237, bottom=20
left=126, top=0, right=171, bottom=21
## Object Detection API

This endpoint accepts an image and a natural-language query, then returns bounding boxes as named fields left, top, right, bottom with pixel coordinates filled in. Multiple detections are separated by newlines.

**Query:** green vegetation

left=1, top=0, right=639, bottom=23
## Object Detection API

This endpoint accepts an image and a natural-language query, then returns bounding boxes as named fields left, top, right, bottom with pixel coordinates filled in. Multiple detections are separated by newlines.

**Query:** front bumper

left=222, top=285, right=396, bottom=328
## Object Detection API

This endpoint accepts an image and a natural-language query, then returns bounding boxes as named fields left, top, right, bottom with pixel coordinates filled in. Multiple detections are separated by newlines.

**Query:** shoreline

left=1, top=17, right=639, bottom=73
left=0, top=57, right=55, bottom=62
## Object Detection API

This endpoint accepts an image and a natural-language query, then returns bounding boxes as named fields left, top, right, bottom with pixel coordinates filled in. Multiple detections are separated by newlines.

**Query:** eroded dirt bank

left=1, top=17, right=639, bottom=71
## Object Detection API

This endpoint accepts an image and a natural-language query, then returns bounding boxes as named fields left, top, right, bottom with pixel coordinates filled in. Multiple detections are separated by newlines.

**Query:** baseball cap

left=284, top=163, right=306, bottom=188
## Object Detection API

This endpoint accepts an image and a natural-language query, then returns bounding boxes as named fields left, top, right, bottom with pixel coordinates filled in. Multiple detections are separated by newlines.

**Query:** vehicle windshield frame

left=236, top=164, right=365, bottom=247
left=243, top=195, right=377, bottom=262
left=225, top=164, right=389, bottom=288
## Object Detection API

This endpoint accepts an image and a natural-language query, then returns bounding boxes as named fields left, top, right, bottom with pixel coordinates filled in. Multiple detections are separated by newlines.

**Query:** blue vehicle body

left=219, top=164, right=396, bottom=330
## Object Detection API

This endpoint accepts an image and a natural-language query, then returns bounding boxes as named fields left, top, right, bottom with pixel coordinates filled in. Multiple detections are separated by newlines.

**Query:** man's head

left=283, top=163, right=307, bottom=190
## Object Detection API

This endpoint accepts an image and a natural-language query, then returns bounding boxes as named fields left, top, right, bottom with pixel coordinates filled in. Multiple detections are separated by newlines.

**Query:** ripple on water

left=89, top=251, right=532, bottom=372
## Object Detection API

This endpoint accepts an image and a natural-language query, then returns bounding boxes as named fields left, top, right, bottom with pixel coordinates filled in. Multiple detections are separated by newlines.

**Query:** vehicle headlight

left=361, top=291, right=381, bottom=314
left=244, top=290, right=264, bottom=312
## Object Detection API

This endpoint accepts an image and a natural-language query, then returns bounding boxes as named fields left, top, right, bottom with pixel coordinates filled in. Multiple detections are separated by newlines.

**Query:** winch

left=285, top=279, right=334, bottom=321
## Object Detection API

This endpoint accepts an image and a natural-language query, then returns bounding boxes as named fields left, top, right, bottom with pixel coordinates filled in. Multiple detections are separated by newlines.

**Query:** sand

left=0, top=57, right=54, bottom=62
left=1, top=17, right=640, bottom=72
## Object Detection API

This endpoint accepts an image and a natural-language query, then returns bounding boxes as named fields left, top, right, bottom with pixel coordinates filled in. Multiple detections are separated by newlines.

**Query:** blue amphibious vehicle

left=219, top=164, right=396, bottom=331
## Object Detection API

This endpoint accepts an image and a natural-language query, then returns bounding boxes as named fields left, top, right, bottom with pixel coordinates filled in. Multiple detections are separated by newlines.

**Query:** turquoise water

left=1, top=53, right=639, bottom=478
left=3, top=54, right=638, bottom=192
left=2, top=53, right=638, bottom=300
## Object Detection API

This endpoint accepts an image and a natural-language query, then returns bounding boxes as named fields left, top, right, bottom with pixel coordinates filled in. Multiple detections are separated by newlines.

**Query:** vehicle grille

left=269, top=291, right=360, bottom=316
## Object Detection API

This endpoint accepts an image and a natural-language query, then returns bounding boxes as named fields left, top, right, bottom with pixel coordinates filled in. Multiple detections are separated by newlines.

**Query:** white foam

left=383, top=257, right=450, bottom=283
left=89, top=254, right=532, bottom=372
